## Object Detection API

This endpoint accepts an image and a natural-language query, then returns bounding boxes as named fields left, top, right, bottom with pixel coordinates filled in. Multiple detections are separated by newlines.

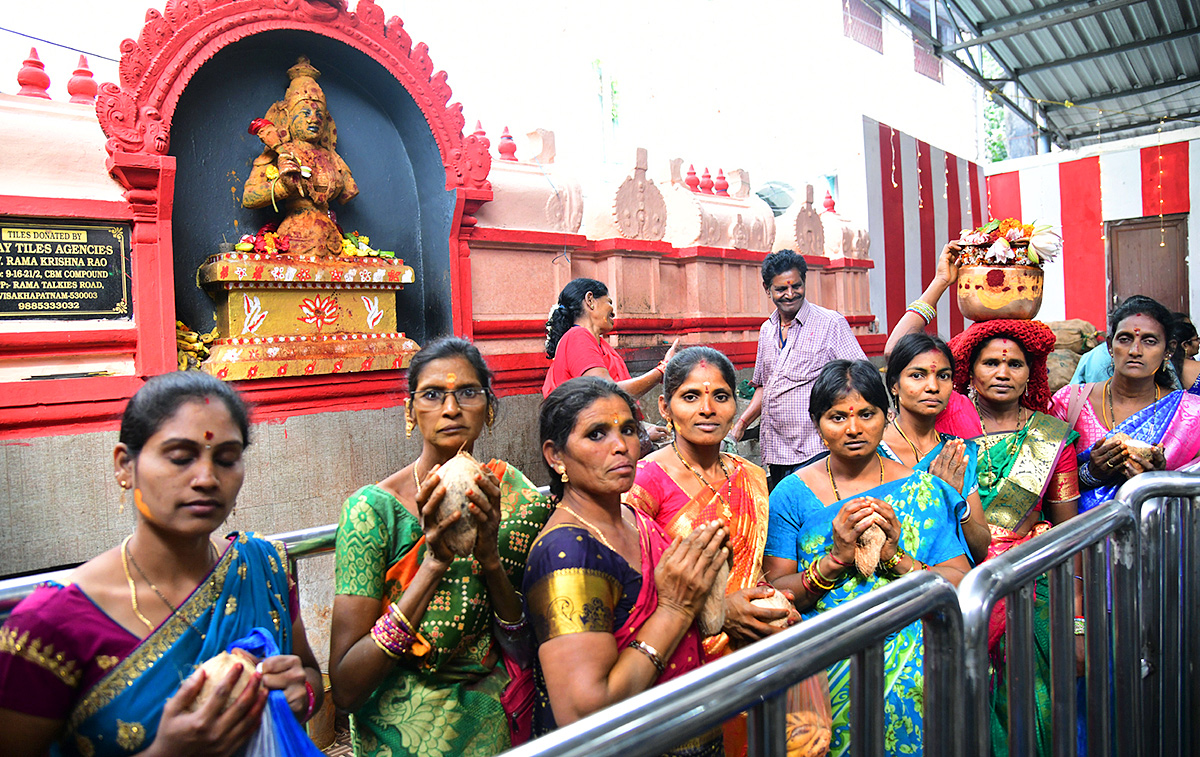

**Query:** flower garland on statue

left=956, top=218, right=1062, bottom=267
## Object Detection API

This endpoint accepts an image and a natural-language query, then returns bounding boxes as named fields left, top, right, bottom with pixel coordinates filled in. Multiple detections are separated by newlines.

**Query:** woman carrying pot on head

left=0, top=372, right=322, bottom=757
left=329, top=337, right=552, bottom=757
left=526, top=376, right=728, bottom=756
left=625, top=346, right=799, bottom=755
left=1050, top=295, right=1200, bottom=513
left=881, top=332, right=990, bottom=563
left=886, top=243, right=1082, bottom=756
left=764, top=360, right=972, bottom=757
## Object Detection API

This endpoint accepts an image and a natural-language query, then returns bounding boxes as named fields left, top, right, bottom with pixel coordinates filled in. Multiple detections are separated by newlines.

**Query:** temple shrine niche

left=191, top=56, right=418, bottom=380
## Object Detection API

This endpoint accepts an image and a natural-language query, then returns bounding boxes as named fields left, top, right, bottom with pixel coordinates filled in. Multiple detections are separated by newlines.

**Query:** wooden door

left=1107, top=214, right=1189, bottom=314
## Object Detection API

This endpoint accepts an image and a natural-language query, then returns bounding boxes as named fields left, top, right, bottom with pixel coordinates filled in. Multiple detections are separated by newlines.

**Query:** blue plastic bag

left=227, top=627, right=324, bottom=757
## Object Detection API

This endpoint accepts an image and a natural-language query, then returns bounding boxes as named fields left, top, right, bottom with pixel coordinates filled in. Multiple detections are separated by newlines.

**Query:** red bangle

left=301, top=679, right=316, bottom=722
left=827, top=551, right=850, bottom=569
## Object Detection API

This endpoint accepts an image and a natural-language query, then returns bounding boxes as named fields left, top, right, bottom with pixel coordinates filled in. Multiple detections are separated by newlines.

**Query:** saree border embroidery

left=982, top=412, right=1072, bottom=531
left=0, top=627, right=82, bottom=687
left=67, top=545, right=234, bottom=729
left=527, top=568, right=623, bottom=640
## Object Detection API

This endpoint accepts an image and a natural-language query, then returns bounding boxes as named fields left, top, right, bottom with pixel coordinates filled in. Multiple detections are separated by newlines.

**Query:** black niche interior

left=169, top=29, right=456, bottom=346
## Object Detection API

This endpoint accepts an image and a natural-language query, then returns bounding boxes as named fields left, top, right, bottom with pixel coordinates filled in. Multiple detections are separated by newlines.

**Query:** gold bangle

left=812, top=556, right=838, bottom=586
left=370, top=628, right=401, bottom=659
left=806, top=560, right=836, bottom=591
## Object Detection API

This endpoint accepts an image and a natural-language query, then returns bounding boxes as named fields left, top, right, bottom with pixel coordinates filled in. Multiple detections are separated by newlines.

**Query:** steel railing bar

left=921, top=603, right=965, bottom=755
left=1048, top=561, right=1076, bottom=757
left=1005, top=582, right=1037, bottom=757
left=850, top=643, right=885, bottom=757
left=1110, top=514, right=1142, bottom=757
left=1083, top=541, right=1112, bottom=757
left=501, top=572, right=961, bottom=757
left=745, top=692, right=788, bottom=757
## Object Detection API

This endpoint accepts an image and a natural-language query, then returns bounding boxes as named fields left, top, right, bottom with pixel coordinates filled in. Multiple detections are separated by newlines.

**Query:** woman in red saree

left=526, top=377, right=728, bottom=756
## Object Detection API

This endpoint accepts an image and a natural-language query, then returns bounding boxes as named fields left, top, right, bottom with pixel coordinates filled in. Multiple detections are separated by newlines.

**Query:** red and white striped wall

left=863, top=117, right=988, bottom=337
left=985, top=127, right=1200, bottom=329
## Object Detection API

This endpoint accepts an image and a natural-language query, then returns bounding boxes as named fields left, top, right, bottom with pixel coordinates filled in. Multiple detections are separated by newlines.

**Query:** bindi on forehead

left=446, top=372, right=457, bottom=388
left=204, top=430, right=214, bottom=441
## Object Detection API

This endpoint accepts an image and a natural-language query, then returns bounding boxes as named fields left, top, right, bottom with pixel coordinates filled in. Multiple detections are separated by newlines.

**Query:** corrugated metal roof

left=943, top=0, right=1200, bottom=147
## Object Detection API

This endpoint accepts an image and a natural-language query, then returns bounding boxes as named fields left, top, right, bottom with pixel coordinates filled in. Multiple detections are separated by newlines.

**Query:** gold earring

left=487, top=404, right=496, bottom=428
left=667, top=419, right=675, bottom=434
left=405, top=415, right=414, bottom=439
left=558, top=468, right=569, bottom=483
left=118, top=482, right=127, bottom=514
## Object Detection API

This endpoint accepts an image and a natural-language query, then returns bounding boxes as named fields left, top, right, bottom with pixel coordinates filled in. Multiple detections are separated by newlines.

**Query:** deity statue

left=241, top=57, right=358, bottom=257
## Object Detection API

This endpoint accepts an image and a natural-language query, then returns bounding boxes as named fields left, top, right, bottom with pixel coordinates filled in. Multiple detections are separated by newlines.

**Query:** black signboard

left=0, top=218, right=132, bottom=320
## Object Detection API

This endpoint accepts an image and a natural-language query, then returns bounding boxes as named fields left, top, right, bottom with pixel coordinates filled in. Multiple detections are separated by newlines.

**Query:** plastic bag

left=784, top=672, right=833, bottom=757
left=228, top=627, right=325, bottom=757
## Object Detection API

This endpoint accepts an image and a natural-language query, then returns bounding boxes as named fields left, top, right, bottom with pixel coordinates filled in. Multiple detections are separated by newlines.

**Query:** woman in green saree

left=0, top=371, right=322, bottom=757
left=330, top=337, right=553, bottom=757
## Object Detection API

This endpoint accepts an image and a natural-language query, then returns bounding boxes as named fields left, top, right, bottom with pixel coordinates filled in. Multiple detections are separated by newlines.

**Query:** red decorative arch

left=96, top=0, right=491, bottom=193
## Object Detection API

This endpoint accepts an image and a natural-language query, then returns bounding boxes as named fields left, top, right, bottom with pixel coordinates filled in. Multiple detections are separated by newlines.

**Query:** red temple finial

left=699, top=167, right=714, bottom=195
left=17, top=48, right=51, bottom=99
left=685, top=164, right=700, bottom=193
left=714, top=169, right=729, bottom=196
left=473, top=120, right=486, bottom=138
left=498, top=126, right=517, bottom=161
left=823, top=190, right=836, bottom=213
left=67, top=55, right=97, bottom=105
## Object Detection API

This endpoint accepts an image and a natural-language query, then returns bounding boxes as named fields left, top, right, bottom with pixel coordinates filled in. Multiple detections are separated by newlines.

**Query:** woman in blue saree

left=880, top=332, right=990, bottom=564
left=764, top=360, right=971, bottom=757
left=0, top=372, right=321, bottom=757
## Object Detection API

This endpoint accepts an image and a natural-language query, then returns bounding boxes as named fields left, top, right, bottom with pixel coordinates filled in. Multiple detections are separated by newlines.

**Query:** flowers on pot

left=956, top=218, right=1061, bottom=267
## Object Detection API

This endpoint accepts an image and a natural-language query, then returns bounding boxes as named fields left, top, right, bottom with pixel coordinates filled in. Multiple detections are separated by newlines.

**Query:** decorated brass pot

left=956, top=264, right=1043, bottom=322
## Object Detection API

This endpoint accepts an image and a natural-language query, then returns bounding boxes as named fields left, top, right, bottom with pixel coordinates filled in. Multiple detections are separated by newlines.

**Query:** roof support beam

left=1018, top=25, right=1200, bottom=76
left=941, top=0, right=1145, bottom=53
left=1061, top=109, right=1200, bottom=141
left=1044, top=73, right=1200, bottom=110
left=977, top=0, right=1094, bottom=32
left=865, top=0, right=1065, bottom=143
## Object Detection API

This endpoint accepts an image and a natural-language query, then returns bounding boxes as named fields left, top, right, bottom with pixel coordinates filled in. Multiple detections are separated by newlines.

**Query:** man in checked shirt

left=731, top=249, right=866, bottom=491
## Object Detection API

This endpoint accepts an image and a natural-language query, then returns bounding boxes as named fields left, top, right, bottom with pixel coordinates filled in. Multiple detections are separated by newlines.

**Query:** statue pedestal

left=198, top=251, right=418, bottom=380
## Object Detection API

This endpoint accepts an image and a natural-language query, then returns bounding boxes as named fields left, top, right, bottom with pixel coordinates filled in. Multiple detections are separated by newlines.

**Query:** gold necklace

left=672, top=441, right=732, bottom=516
left=891, top=418, right=939, bottom=463
left=1104, top=378, right=1161, bottom=430
left=127, top=539, right=217, bottom=614
left=826, top=452, right=884, bottom=501
left=412, top=457, right=424, bottom=492
left=121, top=535, right=156, bottom=631
left=558, top=504, right=633, bottom=553
left=974, top=399, right=1028, bottom=489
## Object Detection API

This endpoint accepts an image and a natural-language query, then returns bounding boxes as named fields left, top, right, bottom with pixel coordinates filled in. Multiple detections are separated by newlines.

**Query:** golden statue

left=242, top=57, right=358, bottom=257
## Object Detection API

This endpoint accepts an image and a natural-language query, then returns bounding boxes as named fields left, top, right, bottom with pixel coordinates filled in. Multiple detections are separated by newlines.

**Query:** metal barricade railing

left=0, top=524, right=339, bottom=623
left=957, top=497, right=1141, bottom=757
left=501, top=570, right=964, bottom=757
left=1116, top=468, right=1200, bottom=757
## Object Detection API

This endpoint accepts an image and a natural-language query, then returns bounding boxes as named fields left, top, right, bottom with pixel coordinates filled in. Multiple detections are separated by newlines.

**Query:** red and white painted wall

left=863, top=117, right=988, bottom=338
left=984, top=126, right=1200, bottom=329
left=864, top=118, right=1200, bottom=334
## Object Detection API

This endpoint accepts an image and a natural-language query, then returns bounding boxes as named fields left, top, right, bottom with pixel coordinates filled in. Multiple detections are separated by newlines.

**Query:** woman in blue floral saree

left=764, top=360, right=971, bottom=757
